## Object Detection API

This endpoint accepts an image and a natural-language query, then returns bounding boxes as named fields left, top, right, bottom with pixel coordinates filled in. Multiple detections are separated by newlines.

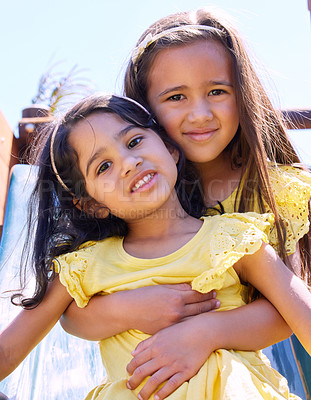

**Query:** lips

left=184, top=128, right=217, bottom=142
left=130, top=171, right=157, bottom=193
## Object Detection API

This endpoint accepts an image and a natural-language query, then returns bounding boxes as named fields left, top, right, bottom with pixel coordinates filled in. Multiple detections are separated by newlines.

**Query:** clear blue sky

left=1, top=0, right=310, bottom=159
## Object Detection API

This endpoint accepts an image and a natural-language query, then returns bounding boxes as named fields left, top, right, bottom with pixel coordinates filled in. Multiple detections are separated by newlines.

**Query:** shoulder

left=53, top=241, right=99, bottom=272
left=193, top=213, right=272, bottom=293
left=268, top=164, right=311, bottom=193
left=53, top=237, right=121, bottom=272
left=202, top=212, right=273, bottom=233
left=265, top=164, right=311, bottom=254
left=52, top=237, right=123, bottom=308
left=201, top=212, right=272, bottom=252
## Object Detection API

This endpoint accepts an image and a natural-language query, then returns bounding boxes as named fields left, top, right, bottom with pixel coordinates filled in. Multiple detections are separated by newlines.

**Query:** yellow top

left=206, top=165, right=311, bottom=255
left=55, top=213, right=300, bottom=399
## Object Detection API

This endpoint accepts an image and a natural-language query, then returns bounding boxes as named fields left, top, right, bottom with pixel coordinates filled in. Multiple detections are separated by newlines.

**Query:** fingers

left=138, top=369, right=187, bottom=400
left=127, top=354, right=189, bottom=400
left=184, top=297, right=220, bottom=317
left=127, top=358, right=160, bottom=392
left=182, top=289, right=220, bottom=317
left=166, top=284, right=217, bottom=302
left=128, top=360, right=192, bottom=400
left=153, top=372, right=188, bottom=400
left=163, top=283, right=192, bottom=291
left=183, top=289, right=217, bottom=304
left=131, top=336, right=154, bottom=357
left=127, top=344, right=153, bottom=375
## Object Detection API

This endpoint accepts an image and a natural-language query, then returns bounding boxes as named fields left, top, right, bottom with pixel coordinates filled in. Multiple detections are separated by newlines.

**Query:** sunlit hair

left=15, top=93, right=200, bottom=309
left=123, top=7, right=311, bottom=283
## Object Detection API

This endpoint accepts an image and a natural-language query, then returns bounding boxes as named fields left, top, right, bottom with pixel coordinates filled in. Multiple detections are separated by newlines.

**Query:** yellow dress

left=55, top=213, right=301, bottom=399
left=207, top=165, right=311, bottom=255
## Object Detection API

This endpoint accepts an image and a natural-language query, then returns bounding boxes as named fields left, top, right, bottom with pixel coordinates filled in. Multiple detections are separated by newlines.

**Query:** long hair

left=14, top=94, right=199, bottom=309
left=123, top=7, right=311, bottom=282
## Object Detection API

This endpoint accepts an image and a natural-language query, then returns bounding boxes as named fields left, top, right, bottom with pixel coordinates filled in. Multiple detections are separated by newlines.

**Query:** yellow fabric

left=206, top=165, right=311, bottom=255
left=55, top=213, right=301, bottom=399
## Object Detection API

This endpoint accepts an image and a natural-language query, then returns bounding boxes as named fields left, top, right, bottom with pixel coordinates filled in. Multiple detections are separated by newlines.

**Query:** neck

left=123, top=191, right=202, bottom=258
left=125, top=195, right=191, bottom=240
left=194, top=152, right=241, bottom=207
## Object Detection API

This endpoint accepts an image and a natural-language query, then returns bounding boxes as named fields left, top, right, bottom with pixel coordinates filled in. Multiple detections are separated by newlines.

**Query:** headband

left=49, top=94, right=154, bottom=196
left=131, top=24, right=223, bottom=65
left=117, top=94, right=153, bottom=116
left=50, top=121, right=76, bottom=196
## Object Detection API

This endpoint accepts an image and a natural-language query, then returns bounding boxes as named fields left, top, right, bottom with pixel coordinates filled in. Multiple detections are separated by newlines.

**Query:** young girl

left=123, top=8, right=311, bottom=396
left=123, top=6, right=311, bottom=270
left=1, top=93, right=311, bottom=400
left=61, top=7, right=311, bottom=399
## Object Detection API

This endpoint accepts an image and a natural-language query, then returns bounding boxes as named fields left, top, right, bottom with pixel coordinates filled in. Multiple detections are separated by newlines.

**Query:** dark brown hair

left=123, top=7, right=311, bottom=283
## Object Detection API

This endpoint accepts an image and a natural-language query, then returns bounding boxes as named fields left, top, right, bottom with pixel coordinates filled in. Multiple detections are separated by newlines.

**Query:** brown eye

left=97, top=161, right=112, bottom=175
left=168, top=94, right=185, bottom=101
left=128, top=137, right=142, bottom=149
left=209, top=89, right=225, bottom=96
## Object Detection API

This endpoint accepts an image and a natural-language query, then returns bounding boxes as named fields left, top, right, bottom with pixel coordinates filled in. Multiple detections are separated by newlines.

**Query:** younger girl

left=1, top=93, right=311, bottom=400
left=62, top=7, right=311, bottom=399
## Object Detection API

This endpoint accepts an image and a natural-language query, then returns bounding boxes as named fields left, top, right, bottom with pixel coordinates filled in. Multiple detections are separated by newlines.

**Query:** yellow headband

left=131, top=24, right=223, bottom=66
left=49, top=121, right=76, bottom=196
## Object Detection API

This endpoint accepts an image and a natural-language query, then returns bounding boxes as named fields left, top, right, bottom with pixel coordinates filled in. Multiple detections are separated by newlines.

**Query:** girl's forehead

left=68, top=113, right=132, bottom=173
left=147, top=40, right=233, bottom=87
left=73, top=112, right=127, bottom=134
left=149, top=40, right=230, bottom=73
left=85, top=111, right=122, bottom=125
left=68, top=113, right=128, bottom=151
left=156, top=39, right=227, bottom=60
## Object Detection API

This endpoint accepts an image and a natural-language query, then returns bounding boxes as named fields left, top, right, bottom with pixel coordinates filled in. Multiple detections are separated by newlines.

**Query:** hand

left=126, top=284, right=220, bottom=334
left=61, top=283, right=219, bottom=340
left=127, top=315, right=213, bottom=400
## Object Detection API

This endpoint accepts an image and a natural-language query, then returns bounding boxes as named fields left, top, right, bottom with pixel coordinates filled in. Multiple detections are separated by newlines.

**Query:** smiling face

left=146, top=39, right=240, bottom=166
left=68, top=112, right=178, bottom=221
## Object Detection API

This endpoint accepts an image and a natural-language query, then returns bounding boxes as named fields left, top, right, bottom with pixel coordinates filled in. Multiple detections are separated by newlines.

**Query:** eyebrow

left=158, top=81, right=233, bottom=98
left=85, top=124, right=138, bottom=176
left=158, top=85, right=186, bottom=98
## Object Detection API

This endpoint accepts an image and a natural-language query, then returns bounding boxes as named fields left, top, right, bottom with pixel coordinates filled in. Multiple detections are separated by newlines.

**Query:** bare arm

left=60, top=284, right=219, bottom=340
left=61, top=241, right=300, bottom=345
left=236, top=242, right=311, bottom=354
left=61, top=279, right=292, bottom=346
left=61, top=244, right=301, bottom=345
left=125, top=297, right=290, bottom=400
left=286, top=243, right=302, bottom=277
left=0, top=276, right=73, bottom=381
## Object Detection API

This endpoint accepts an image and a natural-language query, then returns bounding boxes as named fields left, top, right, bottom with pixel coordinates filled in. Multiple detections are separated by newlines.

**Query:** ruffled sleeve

left=192, top=213, right=273, bottom=293
left=53, top=241, right=98, bottom=308
left=267, top=165, right=311, bottom=254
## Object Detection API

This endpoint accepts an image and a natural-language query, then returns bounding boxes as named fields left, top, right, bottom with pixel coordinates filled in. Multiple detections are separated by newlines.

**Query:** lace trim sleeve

left=268, top=166, right=311, bottom=254
left=53, top=242, right=97, bottom=308
left=192, top=213, right=273, bottom=293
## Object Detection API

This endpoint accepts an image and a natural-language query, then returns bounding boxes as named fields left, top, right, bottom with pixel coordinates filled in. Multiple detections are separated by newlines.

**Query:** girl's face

left=68, top=112, right=178, bottom=221
left=146, top=40, right=239, bottom=165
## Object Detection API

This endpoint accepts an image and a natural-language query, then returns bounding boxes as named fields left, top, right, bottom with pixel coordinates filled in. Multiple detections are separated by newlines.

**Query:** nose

left=121, top=154, right=143, bottom=177
left=188, top=98, right=213, bottom=124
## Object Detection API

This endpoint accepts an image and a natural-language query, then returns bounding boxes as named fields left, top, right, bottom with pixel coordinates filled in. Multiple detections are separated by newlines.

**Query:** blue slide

left=0, top=165, right=310, bottom=399
left=0, top=165, right=103, bottom=400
